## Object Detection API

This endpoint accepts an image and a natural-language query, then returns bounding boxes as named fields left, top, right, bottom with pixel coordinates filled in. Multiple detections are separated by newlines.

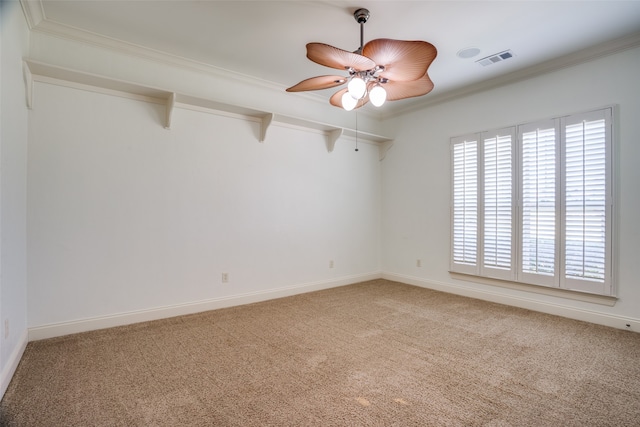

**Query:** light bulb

left=342, top=91, right=357, bottom=111
left=347, top=77, right=366, bottom=99
left=369, top=84, right=387, bottom=107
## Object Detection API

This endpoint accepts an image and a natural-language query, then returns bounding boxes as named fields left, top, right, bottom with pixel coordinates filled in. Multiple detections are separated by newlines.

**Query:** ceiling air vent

left=476, top=50, right=514, bottom=67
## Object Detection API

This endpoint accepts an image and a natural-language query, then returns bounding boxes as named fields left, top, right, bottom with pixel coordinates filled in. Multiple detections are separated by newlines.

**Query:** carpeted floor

left=1, top=279, right=639, bottom=426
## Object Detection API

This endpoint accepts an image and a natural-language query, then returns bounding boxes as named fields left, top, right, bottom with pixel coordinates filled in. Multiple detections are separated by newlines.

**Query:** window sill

left=449, top=272, right=618, bottom=307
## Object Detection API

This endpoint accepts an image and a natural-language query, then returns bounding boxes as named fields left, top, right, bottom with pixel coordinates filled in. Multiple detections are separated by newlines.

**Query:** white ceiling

left=29, top=1, right=640, bottom=112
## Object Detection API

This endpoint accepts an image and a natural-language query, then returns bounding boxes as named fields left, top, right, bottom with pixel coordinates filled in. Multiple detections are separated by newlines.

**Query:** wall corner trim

left=0, top=330, right=29, bottom=400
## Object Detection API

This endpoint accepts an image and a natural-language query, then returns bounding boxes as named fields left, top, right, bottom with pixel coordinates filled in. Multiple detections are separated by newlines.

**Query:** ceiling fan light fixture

left=286, top=8, right=437, bottom=110
left=347, top=76, right=367, bottom=99
left=369, top=84, right=387, bottom=107
left=341, top=91, right=357, bottom=111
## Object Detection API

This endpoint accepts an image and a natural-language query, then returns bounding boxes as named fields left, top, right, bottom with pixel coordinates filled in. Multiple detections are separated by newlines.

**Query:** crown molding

left=28, top=17, right=283, bottom=92
left=19, top=0, right=45, bottom=29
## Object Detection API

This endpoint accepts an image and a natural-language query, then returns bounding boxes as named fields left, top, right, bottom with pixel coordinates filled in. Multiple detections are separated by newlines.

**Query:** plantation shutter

left=518, top=121, right=559, bottom=287
left=449, top=107, right=614, bottom=296
left=451, top=135, right=479, bottom=274
left=482, top=128, right=515, bottom=279
left=561, top=109, right=612, bottom=294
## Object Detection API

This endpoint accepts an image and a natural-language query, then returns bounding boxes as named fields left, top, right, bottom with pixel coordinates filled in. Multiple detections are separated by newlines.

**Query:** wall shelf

left=23, top=59, right=394, bottom=160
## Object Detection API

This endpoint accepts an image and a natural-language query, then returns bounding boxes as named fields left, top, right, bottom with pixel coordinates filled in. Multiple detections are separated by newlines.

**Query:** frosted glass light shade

left=347, top=77, right=366, bottom=99
left=369, top=85, right=387, bottom=107
left=342, top=92, right=357, bottom=111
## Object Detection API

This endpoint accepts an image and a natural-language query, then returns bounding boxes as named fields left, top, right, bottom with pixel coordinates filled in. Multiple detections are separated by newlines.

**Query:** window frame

left=449, top=106, right=614, bottom=296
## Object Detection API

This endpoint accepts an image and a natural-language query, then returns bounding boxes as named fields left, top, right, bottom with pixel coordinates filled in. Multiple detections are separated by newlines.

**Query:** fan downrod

left=353, top=8, right=370, bottom=54
left=353, top=8, right=370, bottom=24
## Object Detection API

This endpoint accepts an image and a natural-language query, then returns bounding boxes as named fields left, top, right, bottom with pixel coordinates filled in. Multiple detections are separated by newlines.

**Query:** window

left=450, top=107, right=613, bottom=296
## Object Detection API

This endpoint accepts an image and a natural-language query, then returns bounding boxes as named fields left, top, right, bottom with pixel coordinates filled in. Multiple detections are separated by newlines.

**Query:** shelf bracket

left=23, top=61, right=33, bottom=109
left=379, top=139, right=394, bottom=161
left=165, top=92, right=175, bottom=129
left=327, top=128, right=343, bottom=153
left=260, top=113, right=274, bottom=142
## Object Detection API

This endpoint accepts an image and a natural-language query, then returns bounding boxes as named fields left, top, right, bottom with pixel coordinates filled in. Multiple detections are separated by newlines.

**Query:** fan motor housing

left=353, top=8, right=370, bottom=24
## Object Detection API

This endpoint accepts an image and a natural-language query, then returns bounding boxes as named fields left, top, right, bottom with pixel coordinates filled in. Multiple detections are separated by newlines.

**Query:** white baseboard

left=1, top=329, right=28, bottom=399
left=29, top=270, right=637, bottom=342
left=28, top=272, right=383, bottom=341
left=383, top=272, right=640, bottom=332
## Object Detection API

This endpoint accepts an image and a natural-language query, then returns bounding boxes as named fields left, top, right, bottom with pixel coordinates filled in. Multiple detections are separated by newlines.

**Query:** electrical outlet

left=416, top=259, right=422, bottom=267
left=329, top=260, right=334, bottom=268
left=221, top=273, right=229, bottom=283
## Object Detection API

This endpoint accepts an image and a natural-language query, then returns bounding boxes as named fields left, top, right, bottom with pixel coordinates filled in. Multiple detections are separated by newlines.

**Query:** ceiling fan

left=286, top=8, right=437, bottom=111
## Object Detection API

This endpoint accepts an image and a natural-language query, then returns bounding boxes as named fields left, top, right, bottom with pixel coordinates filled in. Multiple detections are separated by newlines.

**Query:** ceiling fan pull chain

left=355, top=111, right=359, bottom=152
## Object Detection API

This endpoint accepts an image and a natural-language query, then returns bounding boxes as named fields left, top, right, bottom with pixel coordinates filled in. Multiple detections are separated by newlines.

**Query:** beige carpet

left=1, top=279, right=639, bottom=426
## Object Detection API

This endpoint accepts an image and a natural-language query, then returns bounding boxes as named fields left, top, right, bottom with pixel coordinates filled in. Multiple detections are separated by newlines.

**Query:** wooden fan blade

left=382, top=74, right=435, bottom=101
left=307, top=43, right=376, bottom=72
left=329, top=88, right=369, bottom=109
left=286, top=75, right=347, bottom=92
left=362, top=39, right=437, bottom=81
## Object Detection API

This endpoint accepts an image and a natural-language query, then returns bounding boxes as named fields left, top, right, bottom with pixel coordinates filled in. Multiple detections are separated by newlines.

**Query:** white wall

left=0, top=0, right=29, bottom=396
left=27, top=82, right=381, bottom=335
left=381, top=46, right=640, bottom=328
